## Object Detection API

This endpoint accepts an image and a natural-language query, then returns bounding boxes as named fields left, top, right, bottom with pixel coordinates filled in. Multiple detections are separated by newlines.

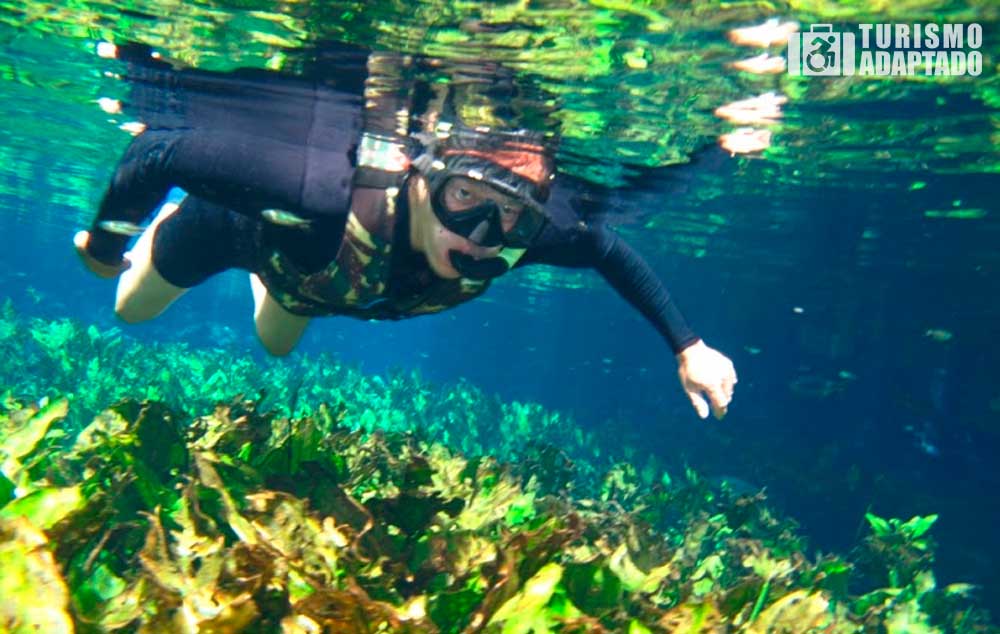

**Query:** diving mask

left=412, top=124, right=555, bottom=279
left=424, top=149, right=551, bottom=248
left=431, top=174, right=547, bottom=249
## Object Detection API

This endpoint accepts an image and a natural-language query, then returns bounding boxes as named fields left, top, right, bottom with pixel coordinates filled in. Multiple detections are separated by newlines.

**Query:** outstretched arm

left=517, top=221, right=697, bottom=351
left=518, top=221, right=737, bottom=419
left=589, top=225, right=700, bottom=354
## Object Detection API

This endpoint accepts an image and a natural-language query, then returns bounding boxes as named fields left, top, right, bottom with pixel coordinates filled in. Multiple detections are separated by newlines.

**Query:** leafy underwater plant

left=0, top=303, right=624, bottom=494
left=0, top=391, right=995, bottom=634
left=861, top=512, right=938, bottom=589
left=0, top=306, right=996, bottom=632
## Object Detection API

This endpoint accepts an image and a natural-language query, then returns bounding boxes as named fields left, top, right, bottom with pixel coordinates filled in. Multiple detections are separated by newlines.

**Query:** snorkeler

left=75, top=48, right=737, bottom=420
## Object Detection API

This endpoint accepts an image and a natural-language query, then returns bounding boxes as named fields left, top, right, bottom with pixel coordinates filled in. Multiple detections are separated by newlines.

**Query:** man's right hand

left=676, top=339, right=737, bottom=420
left=73, top=230, right=130, bottom=279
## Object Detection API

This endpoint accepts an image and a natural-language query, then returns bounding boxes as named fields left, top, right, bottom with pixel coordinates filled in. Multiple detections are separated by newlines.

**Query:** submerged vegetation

left=0, top=306, right=996, bottom=633
left=0, top=299, right=624, bottom=494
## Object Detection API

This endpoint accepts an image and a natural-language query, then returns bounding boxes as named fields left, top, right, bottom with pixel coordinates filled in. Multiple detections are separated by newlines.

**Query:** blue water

left=1, top=1, right=998, bottom=613
left=10, top=158, right=998, bottom=604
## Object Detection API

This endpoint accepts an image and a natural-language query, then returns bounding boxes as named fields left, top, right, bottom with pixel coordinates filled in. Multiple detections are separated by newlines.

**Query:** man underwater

left=75, top=45, right=737, bottom=419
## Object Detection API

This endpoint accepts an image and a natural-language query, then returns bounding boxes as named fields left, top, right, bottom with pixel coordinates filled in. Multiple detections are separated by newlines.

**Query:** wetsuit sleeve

left=517, top=222, right=700, bottom=354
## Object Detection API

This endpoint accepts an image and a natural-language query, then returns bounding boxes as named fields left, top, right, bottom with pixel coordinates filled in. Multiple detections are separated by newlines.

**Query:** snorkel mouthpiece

left=448, top=251, right=510, bottom=280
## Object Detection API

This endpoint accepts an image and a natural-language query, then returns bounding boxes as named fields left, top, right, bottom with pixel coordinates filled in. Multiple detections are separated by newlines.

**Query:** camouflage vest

left=255, top=182, right=525, bottom=320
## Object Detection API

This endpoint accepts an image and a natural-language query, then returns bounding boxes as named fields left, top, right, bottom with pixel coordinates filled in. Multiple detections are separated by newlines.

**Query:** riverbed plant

left=1, top=306, right=996, bottom=631
left=1, top=390, right=995, bottom=633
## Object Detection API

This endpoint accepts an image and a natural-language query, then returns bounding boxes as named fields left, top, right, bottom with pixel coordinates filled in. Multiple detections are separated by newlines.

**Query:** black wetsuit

left=87, top=56, right=699, bottom=353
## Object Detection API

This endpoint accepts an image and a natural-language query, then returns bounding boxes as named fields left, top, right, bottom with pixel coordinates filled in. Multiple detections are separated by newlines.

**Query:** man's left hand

left=676, top=340, right=738, bottom=420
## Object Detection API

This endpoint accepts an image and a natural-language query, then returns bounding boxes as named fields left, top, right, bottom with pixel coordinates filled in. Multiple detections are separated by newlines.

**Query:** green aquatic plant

left=0, top=387, right=996, bottom=633
left=845, top=512, right=998, bottom=634
left=861, top=512, right=938, bottom=589
left=1, top=307, right=655, bottom=500
left=1, top=307, right=998, bottom=632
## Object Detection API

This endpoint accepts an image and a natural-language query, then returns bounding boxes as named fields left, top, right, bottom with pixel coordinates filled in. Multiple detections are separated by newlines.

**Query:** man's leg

left=114, top=201, right=187, bottom=323
left=116, top=195, right=261, bottom=324
left=249, top=273, right=310, bottom=356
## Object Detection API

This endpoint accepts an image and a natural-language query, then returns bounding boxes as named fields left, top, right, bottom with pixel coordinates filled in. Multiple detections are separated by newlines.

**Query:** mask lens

left=443, top=182, right=476, bottom=214
left=502, top=204, right=545, bottom=247
left=435, top=177, right=545, bottom=247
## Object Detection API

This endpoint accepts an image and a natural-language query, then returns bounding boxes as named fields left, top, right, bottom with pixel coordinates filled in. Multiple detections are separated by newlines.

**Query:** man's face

left=408, top=175, right=501, bottom=280
left=440, top=176, right=525, bottom=234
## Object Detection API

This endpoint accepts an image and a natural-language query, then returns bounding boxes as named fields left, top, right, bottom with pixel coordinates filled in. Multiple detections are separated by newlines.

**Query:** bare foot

left=73, top=230, right=130, bottom=279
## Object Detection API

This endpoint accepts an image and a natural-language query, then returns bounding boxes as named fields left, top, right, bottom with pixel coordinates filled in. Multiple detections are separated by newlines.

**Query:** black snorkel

left=449, top=251, right=510, bottom=280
